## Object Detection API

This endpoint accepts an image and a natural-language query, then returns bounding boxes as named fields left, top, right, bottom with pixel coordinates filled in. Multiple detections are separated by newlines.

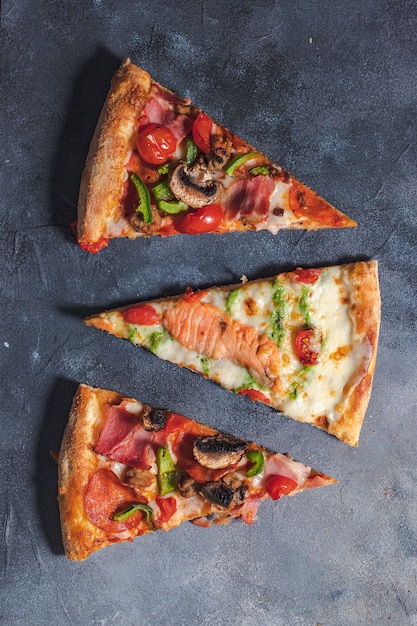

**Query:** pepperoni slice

left=84, top=468, right=149, bottom=533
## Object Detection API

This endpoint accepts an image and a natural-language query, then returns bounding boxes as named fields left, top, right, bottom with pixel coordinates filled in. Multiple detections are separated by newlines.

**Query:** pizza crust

left=77, top=59, right=151, bottom=245
left=325, top=260, right=381, bottom=445
left=58, top=385, right=124, bottom=560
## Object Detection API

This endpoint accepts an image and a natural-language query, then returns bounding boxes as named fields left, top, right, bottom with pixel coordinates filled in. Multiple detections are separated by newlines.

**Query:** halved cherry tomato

left=238, top=388, right=271, bottom=404
left=155, top=496, right=177, bottom=524
left=192, top=113, right=212, bottom=153
left=295, top=328, right=319, bottom=365
left=175, top=204, right=223, bottom=234
left=265, top=475, right=298, bottom=500
left=136, top=123, right=177, bottom=165
left=294, top=268, right=321, bottom=284
left=122, top=304, right=161, bottom=325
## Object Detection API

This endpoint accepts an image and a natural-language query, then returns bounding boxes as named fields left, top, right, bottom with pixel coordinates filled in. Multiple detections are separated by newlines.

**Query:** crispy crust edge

left=77, top=59, right=152, bottom=245
left=323, top=260, right=380, bottom=446
left=57, top=384, right=125, bottom=560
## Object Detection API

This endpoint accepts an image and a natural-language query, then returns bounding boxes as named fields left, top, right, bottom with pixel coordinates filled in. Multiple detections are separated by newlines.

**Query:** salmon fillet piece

left=162, top=299, right=281, bottom=386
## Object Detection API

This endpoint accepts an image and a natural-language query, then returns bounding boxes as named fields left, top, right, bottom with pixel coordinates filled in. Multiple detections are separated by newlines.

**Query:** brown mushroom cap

left=193, top=433, right=247, bottom=469
left=169, top=162, right=225, bottom=208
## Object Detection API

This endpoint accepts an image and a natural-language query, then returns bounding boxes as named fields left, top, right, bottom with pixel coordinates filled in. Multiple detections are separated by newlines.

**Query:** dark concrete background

left=1, top=1, right=416, bottom=623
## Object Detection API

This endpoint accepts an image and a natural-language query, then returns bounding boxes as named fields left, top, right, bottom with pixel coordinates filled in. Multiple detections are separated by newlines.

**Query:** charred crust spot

left=273, top=207, right=284, bottom=216
left=315, top=415, right=329, bottom=430
left=244, top=297, right=258, bottom=316
left=297, top=192, right=307, bottom=208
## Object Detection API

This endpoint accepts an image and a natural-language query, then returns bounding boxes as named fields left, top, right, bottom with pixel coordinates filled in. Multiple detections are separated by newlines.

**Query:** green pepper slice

left=152, top=180, right=175, bottom=202
left=130, top=173, right=152, bottom=224
left=249, top=165, right=270, bottom=176
left=185, top=137, right=198, bottom=166
left=157, top=199, right=189, bottom=214
left=246, top=450, right=265, bottom=477
left=157, top=162, right=177, bottom=175
left=112, top=502, right=154, bottom=526
left=157, top=446, right=177, bottom=496
left=224, top=151, right=261, bottom=176
left=225, top=288, right=240, bottom=315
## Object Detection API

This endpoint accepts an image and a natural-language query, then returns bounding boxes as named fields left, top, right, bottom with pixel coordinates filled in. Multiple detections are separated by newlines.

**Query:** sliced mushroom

left=141, top=406, right=168, bottom=431
left=193, top=433, right=247, bottom=469
left=169, top=159, right=225, bottom=208
left=177, top=474, right=199, bottom=498
left=199, top=479, right=248, bottom=509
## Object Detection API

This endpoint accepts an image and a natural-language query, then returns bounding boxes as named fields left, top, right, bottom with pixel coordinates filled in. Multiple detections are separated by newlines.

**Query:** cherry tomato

left=295, top=328, right=319, bottom=365
left=175, top=204, right=223, bottom=234
left=155, top=496, right=177, bottom=524
left=265, top=475, right=298, bottom=500
left=238, top=388, right=271, bottom=404
left=192, top=113, right=212, bottom=153
left=122, top=304, right=161, bottom=325
left=136, top=124, right=177, bottom=165
left=294, top=268, right=321, bottom=284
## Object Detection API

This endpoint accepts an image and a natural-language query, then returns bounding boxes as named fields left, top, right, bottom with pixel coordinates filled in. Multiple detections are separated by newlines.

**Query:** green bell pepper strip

left=185, top=137, right=198, bottom=166
left=157, top=162, right=177, bottom=175
left=157, top=199, right=189, bottom=214
left=112, top=502, right=154, bottom=526
left=224, top=151, right=261, bottom=176
left=249, top=165, right=270, bottom=176
left=152, top=180, right=175, bottom=202
left=246, top=450, right=265, bottom=477
left=157, top=446, right=177, bottom=496
left=225, top=288, right=240, bottom=315
left=130, top=173, right=152, bottom=224
left=299, top=285, right=312, bottom=326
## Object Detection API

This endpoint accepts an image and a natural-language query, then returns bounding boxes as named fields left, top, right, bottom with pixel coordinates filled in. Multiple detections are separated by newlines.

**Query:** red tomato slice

left=122, top=304, right=161, bottom=325
left=192, top=113, right=212, bottom=153
left=295, top=328, right=319, bottom=365
left=238, top=388, right=271, bottom=404
left=175, top=204, right=223, bottom=234
left=136, top=123, right=177, bottom=165
left=294, top=268, right=321, bottom=284
left=265, top=475, right=298, bottom=500
left=155, top=496, right=177, bottom=524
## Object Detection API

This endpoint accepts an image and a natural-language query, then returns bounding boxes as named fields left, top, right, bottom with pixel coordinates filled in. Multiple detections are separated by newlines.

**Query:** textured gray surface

left=1, top=1, right=416, bottom=624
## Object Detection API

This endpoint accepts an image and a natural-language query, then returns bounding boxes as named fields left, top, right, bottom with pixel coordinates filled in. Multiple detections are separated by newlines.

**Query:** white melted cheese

left=105, top=265, right=369, bottom=430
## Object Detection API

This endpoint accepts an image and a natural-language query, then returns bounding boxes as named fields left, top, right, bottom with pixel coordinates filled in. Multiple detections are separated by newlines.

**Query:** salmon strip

left=162, top=299, right=281, bottom=386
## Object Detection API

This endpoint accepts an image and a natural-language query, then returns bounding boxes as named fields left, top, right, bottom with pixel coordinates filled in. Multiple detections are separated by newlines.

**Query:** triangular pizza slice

left=75, top=58, right=356, bottom=252
left=58, top=384, right=336, bottom=560
left=85, top=261, right=380, bottom=446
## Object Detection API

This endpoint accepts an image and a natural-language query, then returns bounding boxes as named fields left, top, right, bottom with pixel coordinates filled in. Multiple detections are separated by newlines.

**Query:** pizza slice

left=58, top=384, right=336, bottom=560
left=85, top=260, right=380, bottom=446
left=75, top=58, right=356, bottom=252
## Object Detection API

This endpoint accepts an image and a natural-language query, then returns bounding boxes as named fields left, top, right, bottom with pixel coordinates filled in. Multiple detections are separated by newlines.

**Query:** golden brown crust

left=77, top=59, right=151, bottom=245
left=57, top=385, right=124, bottom=560
left=326, top=260, right=380, bottom=445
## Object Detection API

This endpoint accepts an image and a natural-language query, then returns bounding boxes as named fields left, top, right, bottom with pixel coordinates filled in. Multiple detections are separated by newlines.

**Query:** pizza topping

left=295, top=328, right=320, bottom=365
left=84, top=468, right=150, bottom=533
left=112, top=502, right=154, bottom=526
left=169, top=161, right=224, bottom=209
left=225, top=175, right=275, bottom=221
left=192, top=433, right=247, bottom=469
left=199, top=480, right=247, bottom=508
left=174, top=204, right=223, bottom=234
left=185, top=136, right=199, bottom=166
left=130, top=173, right=152, bottom=224
left=158, top=199, right=189, bottom=215
left=192, top=112, right=213, bottom=153
left=156, top=446, right=177, bottom=496
left=224, top=151, right=261, bottom=176
left=142, top=406, right=168, bottom=432
left=123, top=304, right=161, bottom=326
left=245, top=449, right=265, bottom=477
left=162, top=298, right=281, bottom=385
left=136, top=123, right=177, bottom=165
left=265, top=475, right=298, bottom=500
left=155, top=496, right=177, bottom=524
left=294, top=267, right=321, bottom=284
